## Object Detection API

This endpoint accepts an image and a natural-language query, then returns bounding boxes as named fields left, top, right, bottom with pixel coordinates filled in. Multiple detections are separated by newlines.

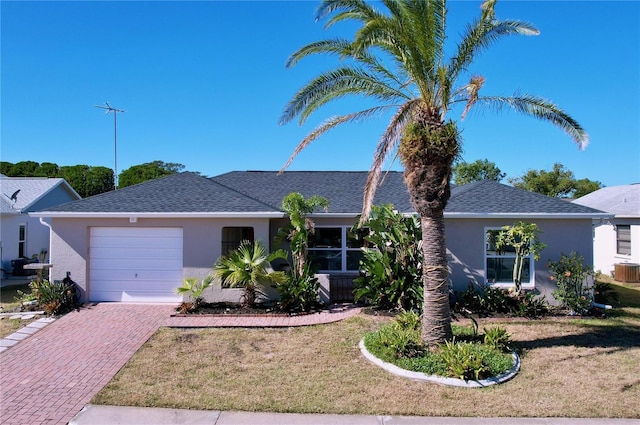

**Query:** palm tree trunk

left=420, top=211, right=453, bottom=347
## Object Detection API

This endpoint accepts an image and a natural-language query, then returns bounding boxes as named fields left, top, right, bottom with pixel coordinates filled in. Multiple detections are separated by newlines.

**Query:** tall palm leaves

left=280, top=0, right=588, bottom=346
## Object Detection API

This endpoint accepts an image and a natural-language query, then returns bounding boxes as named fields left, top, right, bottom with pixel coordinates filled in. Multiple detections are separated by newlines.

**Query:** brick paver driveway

left=0, top=303, right=173, bottom=425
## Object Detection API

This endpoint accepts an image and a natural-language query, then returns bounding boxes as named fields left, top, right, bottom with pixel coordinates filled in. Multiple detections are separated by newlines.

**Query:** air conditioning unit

left=614, top=263, right=640, bottom=283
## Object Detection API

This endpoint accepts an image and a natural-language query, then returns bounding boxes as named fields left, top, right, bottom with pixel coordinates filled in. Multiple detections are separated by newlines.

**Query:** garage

left=89, top=227, right=183, bottom=302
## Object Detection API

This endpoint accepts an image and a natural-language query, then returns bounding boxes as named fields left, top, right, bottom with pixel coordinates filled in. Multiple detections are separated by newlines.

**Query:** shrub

left=593, top=279, right=619, bottom=306
left=353, top=205, right=423, bottom=311
left=29, top=279, right=77, bottom=316
left=455, top=283, right=549, bottom=319
left=549, top=252, right=594, bottom=314
left=483, top=326, right=513, bottom=352
left=175, top=276, right=213, bottom=309
left=439, top=340, right=488, bottom=380
left=276, top=264, right=320, bottom=312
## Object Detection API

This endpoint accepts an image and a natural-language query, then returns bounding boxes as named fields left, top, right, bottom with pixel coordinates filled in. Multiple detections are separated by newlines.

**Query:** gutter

left=28, top=211, right=287, bottom=219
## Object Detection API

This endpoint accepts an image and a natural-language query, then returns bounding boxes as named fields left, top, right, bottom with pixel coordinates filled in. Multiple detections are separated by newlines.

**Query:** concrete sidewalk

left=69, top=405, right=640, bottom=425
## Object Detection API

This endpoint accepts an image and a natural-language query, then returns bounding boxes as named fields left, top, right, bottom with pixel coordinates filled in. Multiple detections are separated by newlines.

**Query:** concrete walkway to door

left=0, top=303, right=174, bottom=425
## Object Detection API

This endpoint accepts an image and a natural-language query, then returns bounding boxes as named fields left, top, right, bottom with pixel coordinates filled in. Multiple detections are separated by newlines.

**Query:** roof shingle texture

left=40, top=171, right=605, bottom=215
left=573, top=184, right=640, bottom=216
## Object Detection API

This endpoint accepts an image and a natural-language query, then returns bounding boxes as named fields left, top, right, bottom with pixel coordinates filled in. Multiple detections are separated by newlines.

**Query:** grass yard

left=0, top=283, right=42, bottom=338
left=93, top=284, right=640, bottom=418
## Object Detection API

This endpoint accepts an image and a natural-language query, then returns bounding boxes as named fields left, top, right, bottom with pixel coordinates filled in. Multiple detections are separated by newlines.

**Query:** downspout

left=39, top=217, right=52, bottom=264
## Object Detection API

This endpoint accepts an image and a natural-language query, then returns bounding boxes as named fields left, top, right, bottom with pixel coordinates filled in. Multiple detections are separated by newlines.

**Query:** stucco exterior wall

left=49, top=216, right=272, bottom=302
left=445, top=218, right=595, bottom=301
left=593, top=218, right=640, bottom=276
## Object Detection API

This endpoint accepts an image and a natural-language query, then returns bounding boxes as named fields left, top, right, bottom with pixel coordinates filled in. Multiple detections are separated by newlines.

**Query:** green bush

left=549, top=252, right=594, bottom=314
left=455, top=283, right=549, bottom=318
left=483, top=326, right=513, bottom=352
left=353, top=205, right=423, bottom=311
left=276, top=265, right=320, bottom=313
left=439, top=340, right=488, bottom=380
left=29, top=279, right=77, bottom=316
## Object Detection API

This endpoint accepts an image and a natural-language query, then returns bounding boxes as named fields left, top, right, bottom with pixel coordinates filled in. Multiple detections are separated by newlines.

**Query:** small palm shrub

left=175, top=276, right=213, bottom=310
left=483, top=326, right=513, bottom=352
left=214, top=240, right=287, bottom=307
left=455, top=283, right=549, bottom=318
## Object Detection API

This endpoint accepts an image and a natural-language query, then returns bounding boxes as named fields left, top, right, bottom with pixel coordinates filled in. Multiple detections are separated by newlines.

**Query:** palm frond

left=360, top=98, right=422, bottom=224
left=448, top=13, right=539, bottom=87
left=317, top=0, right=381, bottom=28
left=472, top=94, right=589, bottom=149
left=279, top=66, right=406, bottom=125
left=280, top=106, right=394, bottom=173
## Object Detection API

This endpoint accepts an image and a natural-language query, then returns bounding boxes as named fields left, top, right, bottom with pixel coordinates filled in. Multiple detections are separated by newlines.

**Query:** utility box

left=614, top=263, right=640, bottom=283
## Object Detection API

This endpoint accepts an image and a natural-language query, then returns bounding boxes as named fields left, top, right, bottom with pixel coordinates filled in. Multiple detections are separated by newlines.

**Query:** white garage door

left=89, top=227, right=183, bottom=302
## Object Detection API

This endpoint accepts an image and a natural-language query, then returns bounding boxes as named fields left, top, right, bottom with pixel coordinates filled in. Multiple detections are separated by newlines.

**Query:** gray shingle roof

left=37, top=171, right=607, bottom=217
left=211, top=171, right=413, bottom=214
left=573, top=184, right=640, bottom=216
left=41, top=172, right=277, bottom=213
left=448, top=180, right=604, bottom=215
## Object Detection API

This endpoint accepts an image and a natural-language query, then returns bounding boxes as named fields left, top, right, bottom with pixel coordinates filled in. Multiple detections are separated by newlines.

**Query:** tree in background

left=279, top=0, right=587, bottom=346
left=452, top=159, right=505, bottom=185
left=59, top=165, right=114, bottom=197
left=118, top=160, right=185, bottom=188
left=509, top=163, right=602, bottom=198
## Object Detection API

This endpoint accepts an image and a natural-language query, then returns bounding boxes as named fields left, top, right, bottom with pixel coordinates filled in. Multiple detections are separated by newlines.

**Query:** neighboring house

left=573, top=184, right=640, bottom=280
left=31, top=171, right=609, bottom=304
left=1, top=174, right=81, bottom=281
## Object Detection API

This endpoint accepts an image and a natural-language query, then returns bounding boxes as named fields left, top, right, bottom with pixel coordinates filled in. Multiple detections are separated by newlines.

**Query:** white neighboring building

left=573, top=184, right=640, bottom=278
left=1, top=175, right=80, bottom=282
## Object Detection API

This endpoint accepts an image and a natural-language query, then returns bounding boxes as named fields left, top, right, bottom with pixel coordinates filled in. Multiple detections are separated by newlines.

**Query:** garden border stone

left=359, top=338, right=520, bottom=388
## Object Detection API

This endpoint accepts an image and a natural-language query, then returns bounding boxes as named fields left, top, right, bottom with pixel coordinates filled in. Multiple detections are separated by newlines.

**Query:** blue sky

left=2, top=1, right=639, bottom=187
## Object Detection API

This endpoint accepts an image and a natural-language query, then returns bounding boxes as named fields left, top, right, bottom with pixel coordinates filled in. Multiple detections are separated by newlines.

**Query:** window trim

left=307, top=226, right=363, bottom=273
left=484, top=227, right=536, bottom=290
left=616, top=224, right=631, bottom=256
left=18, top=223, right=27, bottom=258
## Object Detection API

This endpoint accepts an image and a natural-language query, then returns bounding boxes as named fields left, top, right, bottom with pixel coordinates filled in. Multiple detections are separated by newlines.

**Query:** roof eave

left=443, top=212, right=615, bottom=219
left=29, top=211, right=286, bottom=219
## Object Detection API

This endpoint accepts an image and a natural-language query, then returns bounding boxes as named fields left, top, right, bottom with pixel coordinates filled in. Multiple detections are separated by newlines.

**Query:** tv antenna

left=94, top=102, right=125, bottom=189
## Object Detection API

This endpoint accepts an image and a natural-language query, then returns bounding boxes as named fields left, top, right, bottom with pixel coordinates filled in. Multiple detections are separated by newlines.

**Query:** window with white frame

left=484, top=228, right=533, bottom=287
left=307, top=226, right=366, bottom=272
left=18, top=224, right=27, bottom=258
left=616, top=225, right=631, bottom=255
left=221, top=227, right=254, bottom=255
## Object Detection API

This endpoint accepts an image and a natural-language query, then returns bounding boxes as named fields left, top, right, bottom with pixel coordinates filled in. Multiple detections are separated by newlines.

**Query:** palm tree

left=214, top=240, right=288, bottom=307
left=279, top=0, right=588, bottom=347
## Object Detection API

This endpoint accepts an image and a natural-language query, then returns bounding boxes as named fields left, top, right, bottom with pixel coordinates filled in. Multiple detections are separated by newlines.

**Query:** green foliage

left=509, top=163, right=602, bottom=198
left=493, top=222, right=546, bottom=293
left=118, top=161, right=185, bottom=188
left=593, top=279, right=619, bottom=306
left=452, top=159, right=505, bottom=185
left=549, top=252, right=594, bottom=314
left=483, top=326, right=513, bottom=352
left=365, top=316, right=515, bottom=380
left=274, top=192, right=328, bottom=312
left=214, top=241, right=288, bottom=307
left=439, top=340, right=488, bottom=380
left=1, top=161, right=115, bottom=197
left=175, top=276, right=213, bottom=308
left=276, top=264, right=320, bottom=313
left=353, top=205, right=423, bottom=311
left=29, top=279, right=77, bottom=316
left=455, top=282, right=549, bottom=319
left=276, top=192, right=329, bottom=279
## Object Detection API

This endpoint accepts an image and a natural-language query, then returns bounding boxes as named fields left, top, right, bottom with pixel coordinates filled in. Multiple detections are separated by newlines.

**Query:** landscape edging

left=358, top=338, right=520, bottom=388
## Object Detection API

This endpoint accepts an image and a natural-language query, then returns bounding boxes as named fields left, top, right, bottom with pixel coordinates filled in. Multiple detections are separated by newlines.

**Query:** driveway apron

left=0, top=303, right=173, bottom=425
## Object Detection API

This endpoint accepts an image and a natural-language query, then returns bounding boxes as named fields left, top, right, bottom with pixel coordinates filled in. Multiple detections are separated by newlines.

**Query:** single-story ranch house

left=31, top=171, right=610, bottom=304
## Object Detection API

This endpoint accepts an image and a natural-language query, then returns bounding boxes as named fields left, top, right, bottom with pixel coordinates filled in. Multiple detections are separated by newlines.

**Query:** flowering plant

left=548, top=252, right=594, bottom=314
